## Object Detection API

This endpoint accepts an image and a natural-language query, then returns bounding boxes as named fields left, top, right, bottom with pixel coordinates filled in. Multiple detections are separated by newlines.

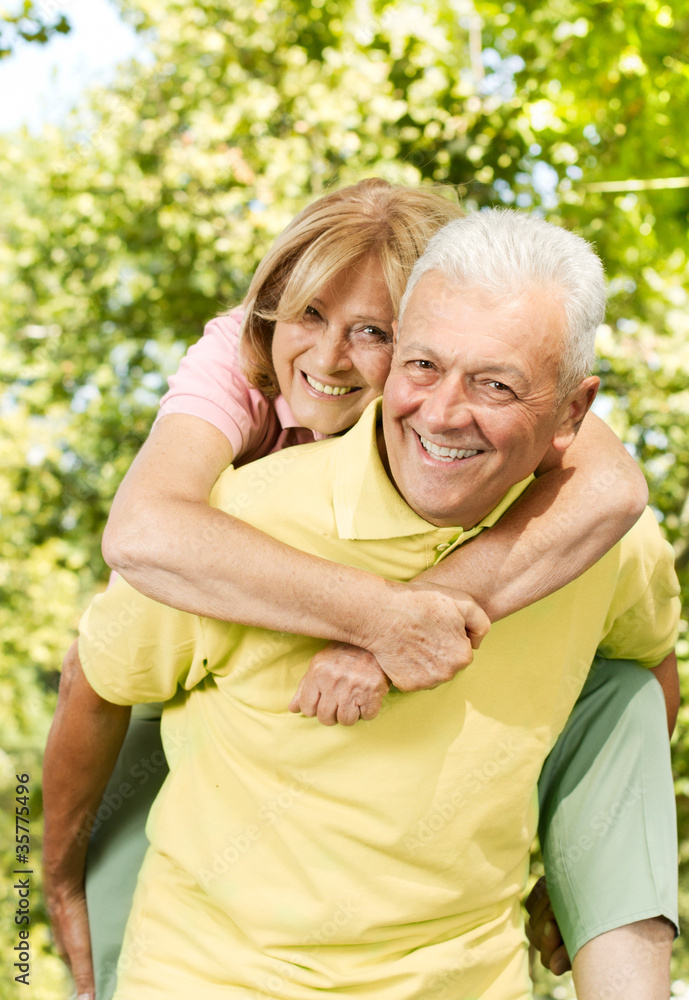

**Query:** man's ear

left=551, top=376, right=600, bottom=453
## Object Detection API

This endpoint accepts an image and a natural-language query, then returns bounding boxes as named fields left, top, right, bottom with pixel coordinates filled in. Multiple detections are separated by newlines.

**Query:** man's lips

left=418, top=433, right=482, bottom=462
left=302, top=372, right=362, bottom=397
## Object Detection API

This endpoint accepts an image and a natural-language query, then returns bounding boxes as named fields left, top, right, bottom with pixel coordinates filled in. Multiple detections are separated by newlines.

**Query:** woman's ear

left=551, top=376, right=600, bottom=453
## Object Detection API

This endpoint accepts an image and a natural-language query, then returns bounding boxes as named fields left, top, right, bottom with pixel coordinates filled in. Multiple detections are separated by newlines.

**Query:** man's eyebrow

left=479, top=363, right=529, bottom=384
left=398, top=342, right=442, bottom=358
left=396, top=345, right=531, bottom=386
left=397, top=345, right=526, bottom=377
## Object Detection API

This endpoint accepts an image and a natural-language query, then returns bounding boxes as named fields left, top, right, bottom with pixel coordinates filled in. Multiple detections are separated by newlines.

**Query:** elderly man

left=44, top=210, right=679, bottom=1000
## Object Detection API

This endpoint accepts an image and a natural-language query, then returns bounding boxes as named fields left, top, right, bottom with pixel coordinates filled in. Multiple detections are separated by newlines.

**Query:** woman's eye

left=304, top=305, right=321, bottom=320
left=362, top=324, right=392, bottom=342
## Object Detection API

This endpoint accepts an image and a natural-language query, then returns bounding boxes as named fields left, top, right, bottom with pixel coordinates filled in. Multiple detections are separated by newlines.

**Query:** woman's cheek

left=364, top=345, right=394, bottom=394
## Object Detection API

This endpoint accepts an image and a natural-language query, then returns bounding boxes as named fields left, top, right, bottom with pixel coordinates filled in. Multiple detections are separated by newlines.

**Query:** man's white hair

left=399, top=208, right=606, bottom=400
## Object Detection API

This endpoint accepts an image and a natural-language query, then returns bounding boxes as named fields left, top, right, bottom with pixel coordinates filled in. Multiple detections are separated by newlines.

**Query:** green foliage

left=0, top=1, right=687, bottom=995
left=0, top=1, right=70, bottom=59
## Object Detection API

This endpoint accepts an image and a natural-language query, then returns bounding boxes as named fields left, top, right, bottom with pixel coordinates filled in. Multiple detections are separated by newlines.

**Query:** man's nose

left=421, top=378, right=474, bottom=434
left=314, top=327, right=353, bottom=374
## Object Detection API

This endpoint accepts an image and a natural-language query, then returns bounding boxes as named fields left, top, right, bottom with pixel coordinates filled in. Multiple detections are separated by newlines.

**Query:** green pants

left=538, top=656, right=678, bottom=957
left=86, top=660, right=678, bottom=999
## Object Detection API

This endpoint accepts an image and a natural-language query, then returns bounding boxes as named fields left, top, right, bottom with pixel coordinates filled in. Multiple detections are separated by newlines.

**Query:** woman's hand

left=525, top=877, right=571, bottom=976
left=289, top=585, right=490, bottom=725
left=361, top=582, right=491, bottom=690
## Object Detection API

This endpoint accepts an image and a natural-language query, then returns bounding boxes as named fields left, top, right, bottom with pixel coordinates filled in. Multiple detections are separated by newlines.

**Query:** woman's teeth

left=305, top=374, right=356, bottom=396
left=419, top=435, right=479, bottom=462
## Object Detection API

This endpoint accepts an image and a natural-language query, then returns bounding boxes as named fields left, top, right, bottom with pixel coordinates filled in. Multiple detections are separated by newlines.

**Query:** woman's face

left=271, top=256, right=395, bottom=435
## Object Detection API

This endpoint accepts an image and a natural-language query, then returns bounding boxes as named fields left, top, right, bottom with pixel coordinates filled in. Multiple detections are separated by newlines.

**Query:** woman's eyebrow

left=352, top=314, right=393, bottom=323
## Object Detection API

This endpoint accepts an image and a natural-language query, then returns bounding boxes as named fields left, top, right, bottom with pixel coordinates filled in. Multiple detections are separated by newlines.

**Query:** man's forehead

left=405, top=270, right=536, bottom=316
left=397, top=272, right=566, bottom=384
left=402, top=271, right=564, bottom=331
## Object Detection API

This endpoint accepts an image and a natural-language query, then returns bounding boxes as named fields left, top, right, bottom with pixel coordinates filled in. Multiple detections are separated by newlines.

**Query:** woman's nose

left=313, top=327, right=353, bottom=373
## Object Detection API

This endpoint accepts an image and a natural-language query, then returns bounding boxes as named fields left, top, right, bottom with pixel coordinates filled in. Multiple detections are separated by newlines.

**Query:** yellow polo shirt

left=79, top=400, right=680, bottom=1000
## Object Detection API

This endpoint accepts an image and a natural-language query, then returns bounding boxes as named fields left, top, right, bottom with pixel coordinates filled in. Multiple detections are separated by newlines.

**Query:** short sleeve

left=78, top=576, right=210, bottom=705
left=156, top=308, right=273, bottom=459
left=597, top=509, right=681, bottom=668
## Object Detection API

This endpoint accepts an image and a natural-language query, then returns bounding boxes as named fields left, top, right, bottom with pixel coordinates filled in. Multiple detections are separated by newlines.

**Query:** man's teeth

left=419, top=435, right=479, bottom=462
left=305, top=374, right=356, bottom=396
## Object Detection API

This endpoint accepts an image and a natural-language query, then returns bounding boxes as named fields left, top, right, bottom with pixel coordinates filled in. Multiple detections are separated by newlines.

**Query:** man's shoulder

left=619, top=506, right=673, bottom=561
left=610, top=506, right=678, bottom=599
left=211, top=435, right=343, bottom=522
left=218, top=434, right=341, bottom=482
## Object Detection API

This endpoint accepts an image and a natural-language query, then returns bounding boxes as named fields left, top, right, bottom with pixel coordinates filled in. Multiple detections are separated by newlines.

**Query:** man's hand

left=44, top=875, right=95, bottom=1000
left=289, top=643, right=390, bottom=725
left=43, top=638, right=131, bottom=1000
left=290, top=585, right=491, bottom=726
left=525, top=877, right=571, bottom=976
left=361, top=582, right=491, bottom=691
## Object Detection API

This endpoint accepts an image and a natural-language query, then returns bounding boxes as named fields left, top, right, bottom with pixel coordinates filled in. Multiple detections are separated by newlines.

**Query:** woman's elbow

left=618, top=461, right=649, bottom=525
left=102, top=507, right=152, bottom=575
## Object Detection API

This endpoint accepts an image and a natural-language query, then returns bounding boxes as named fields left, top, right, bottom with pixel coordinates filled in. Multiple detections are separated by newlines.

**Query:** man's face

left=381, top=271, right=586, bottom=529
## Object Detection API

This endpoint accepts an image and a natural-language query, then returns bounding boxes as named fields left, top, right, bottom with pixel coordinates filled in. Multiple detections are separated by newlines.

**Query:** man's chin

left=401, top=487, right=470, bottom=528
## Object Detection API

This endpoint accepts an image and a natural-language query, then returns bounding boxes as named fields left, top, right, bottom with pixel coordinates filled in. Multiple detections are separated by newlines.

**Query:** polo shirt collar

left=273, top=393, right=327, bottom=442
left=333, top=399, right=533, bottom=545
left=273, top=393, right=302, bottom=430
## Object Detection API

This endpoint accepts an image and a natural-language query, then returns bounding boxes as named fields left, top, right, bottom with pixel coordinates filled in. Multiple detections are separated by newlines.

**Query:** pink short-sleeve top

left=156, top=308, right=323, bottom=467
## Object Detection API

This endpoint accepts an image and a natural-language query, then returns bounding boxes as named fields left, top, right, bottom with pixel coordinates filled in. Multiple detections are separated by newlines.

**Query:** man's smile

left=417, top=433, right=482, bottom=464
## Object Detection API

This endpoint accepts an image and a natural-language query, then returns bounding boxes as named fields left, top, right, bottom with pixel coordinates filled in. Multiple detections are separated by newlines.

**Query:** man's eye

left=488, top=380, right=512, bottom=392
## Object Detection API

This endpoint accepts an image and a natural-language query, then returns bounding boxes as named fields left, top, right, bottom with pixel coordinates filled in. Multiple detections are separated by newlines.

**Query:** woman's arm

left=104, top=411, right=646, bottom=708
left=107, top=411, right=646, bottom=628
left=103, top=414, right=490, bottom=686
left=42, top=640, right=131, bottom=1000
left=289, top=413, right=651, bottom=724
left=413, top=411, right=648, bottom=620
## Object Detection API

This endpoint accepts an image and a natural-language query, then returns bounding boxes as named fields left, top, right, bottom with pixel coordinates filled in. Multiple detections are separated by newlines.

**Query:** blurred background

left=0, top=1, right=687, bottom=997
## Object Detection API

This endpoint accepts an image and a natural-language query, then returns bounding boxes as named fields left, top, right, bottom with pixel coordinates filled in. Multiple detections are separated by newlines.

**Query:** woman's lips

left=302, top=372, right=361, bottom=396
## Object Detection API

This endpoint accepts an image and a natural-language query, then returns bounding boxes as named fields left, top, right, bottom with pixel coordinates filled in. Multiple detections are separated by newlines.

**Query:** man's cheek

left=390, top=381, right=422, bottom=419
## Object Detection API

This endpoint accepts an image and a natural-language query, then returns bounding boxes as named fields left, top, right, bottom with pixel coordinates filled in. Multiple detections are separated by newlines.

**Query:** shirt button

left=436, top=542, right=450, bottom=551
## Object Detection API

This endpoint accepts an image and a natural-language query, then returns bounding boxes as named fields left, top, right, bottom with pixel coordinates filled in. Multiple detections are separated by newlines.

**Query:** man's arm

left=413, top=412, right=648, bottom=622
left=651, top=651, right=680, bottom=735
left=42, top=640, right=131, bottom=1000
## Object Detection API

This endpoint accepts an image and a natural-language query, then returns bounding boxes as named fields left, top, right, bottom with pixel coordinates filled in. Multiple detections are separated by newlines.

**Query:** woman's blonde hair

left=239, top=178, right=463, bottom=397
